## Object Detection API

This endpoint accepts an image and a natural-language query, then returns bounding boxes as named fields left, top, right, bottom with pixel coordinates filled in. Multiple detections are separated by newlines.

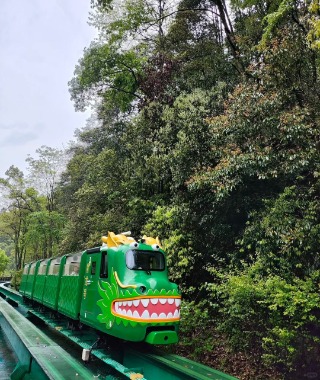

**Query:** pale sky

left=0, top=1, right=95, bottom=178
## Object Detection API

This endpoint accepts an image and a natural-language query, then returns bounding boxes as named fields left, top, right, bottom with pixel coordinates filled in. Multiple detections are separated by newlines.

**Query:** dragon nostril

left=139, top=286, right=147, bottom=294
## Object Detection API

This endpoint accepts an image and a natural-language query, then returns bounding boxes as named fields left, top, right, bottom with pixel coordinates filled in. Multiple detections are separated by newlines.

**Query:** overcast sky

left=0, top=1, right=95, bottom=178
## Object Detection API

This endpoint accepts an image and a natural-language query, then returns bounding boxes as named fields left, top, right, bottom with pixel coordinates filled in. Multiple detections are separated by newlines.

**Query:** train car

left=33, top=259, right=51, bottom=304
left=20, top=232, right=181, bottom=345
left=24, top=261, right=41, bottom=298
left=19, top=263, right=31, bottom=294
left=57, top=252, right=86, bottom=319
left=42, top=256, right=66, bottom=310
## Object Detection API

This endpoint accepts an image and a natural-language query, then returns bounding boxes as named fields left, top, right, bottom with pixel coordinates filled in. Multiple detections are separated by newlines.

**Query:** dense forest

left=0, top=0, right=319, bottom=379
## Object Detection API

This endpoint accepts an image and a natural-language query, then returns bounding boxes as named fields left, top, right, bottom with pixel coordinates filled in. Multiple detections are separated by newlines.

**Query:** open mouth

left=112, top=297, right=181, bottom=321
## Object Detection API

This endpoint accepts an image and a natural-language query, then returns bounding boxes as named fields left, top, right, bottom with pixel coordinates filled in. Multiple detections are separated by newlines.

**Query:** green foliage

left=260, top=0, right=296, bottom=47
left=190, top=85, right=318, bottom=202
left=177, top=300, right=216, bottom=361
left=0, top=249, right=9, bottom=275
left=238, top=184, right=320, bottom=279
left=11, top=270, right=22, bottom=290
left=143, top=205, right=196, bottom=288
left=216, top=270, right=320, bottom=374
left=69, top=43, right=145, bottom=112
left=308, top=2, right=320, bottom=47
left=25, top=211, right=66, bottom=259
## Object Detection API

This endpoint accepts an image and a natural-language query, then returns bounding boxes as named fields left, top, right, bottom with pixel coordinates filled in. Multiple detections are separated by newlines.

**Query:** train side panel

left=33, top=259, right=51, bottom=303
left=24, top=261, right=40, bottom=299
left=42, top=256, right=66, bottom=310
left=80, top=249, right=108, bottom=332
left=20, top=263, right=31, bottom=294
left=57, top=252, right=85, bottom=319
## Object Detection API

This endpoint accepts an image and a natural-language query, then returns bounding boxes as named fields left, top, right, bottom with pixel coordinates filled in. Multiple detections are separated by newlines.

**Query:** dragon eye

left=139, top=286, right=147, bottom=294
left=151, top=244, right=160, bottom=250
left=130, top=242, right=139, bottom=249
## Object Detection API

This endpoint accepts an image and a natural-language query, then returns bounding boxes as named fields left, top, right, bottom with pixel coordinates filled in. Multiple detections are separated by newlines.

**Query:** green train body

left=20, top=233, right=181, bottom=345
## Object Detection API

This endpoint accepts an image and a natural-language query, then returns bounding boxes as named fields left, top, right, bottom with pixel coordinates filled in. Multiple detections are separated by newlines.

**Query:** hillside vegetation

left=0, top=1, right=319, bottom=379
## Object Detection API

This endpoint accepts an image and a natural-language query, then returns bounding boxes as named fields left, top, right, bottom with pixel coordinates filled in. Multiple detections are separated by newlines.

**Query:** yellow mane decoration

left=142, top=235, right=162, bottom=248
left=101, top=231, right=136, bottom=247
left=101, top=232, right=162, bottom=248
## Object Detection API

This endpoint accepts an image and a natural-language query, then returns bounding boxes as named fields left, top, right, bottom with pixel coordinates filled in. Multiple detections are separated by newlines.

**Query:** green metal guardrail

left=0, top=298, right=99, bottom=379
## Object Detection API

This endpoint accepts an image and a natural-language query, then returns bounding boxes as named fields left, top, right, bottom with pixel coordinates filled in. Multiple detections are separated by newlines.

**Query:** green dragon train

left=20, top=232, right=181, bottom=345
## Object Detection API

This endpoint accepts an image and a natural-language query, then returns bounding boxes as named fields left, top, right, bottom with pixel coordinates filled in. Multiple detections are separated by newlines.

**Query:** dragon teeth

left=141, top=310, right=150, bottom=319
left=151, top=298, right=158, bottom=305
left=141, top=299, right=149, bottom=307
left=113, top=297, right=181, bottom=320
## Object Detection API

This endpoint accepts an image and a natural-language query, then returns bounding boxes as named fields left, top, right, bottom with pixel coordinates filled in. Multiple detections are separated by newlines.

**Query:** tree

left=0, top=166, right=41, bottom=269
left=26, top=145, right=68, bottom=212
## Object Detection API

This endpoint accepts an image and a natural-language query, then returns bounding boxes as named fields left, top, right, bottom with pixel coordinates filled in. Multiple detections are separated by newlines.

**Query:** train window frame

left=91, top=261, right=96, bottom=275
left=100, top=252, right=108, bottom=278
left=126, top=250, right=165, bottom=272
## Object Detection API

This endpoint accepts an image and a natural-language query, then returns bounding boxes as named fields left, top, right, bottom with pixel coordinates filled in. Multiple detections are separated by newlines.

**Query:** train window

left=29, top=263, right=37, bottom=275
left=91, top=261, right=96, bottom=275
left=100, top=253, right=108, bottom=278
left=38, top=259, right=49, bottom=275
left=48, top=258, right=62, bottom=276
left=126, top=250, right=165, bottom=271
left=64, top=253, right=82, bottom=276
left=23, top=265, right=29, bottom=274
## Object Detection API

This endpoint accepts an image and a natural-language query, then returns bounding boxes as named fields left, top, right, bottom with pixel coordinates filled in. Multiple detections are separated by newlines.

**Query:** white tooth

left=133, top=311, right=140, bottom=318
left=168, top=298, right=174, bottom=305
left=121, top=309, right=127, bottom=316
left=127, top=310, right=132, bottom=317
left=133, top=300, right=139, bottom=307
left=151, top=298, right=158, bottom=305
left=118, top=301, right=123, bottom=307
left=141, top=310, right=150, bottom=319
left=175, top=298, right=181, bottom=307
left=123, top=301, right=127, bottom=307
left=151, top=313, right=158, bottom=319
left=159, top=313, right=166, bottom=319
left=115, top=303, right=119, bottom=312
left=167, top=312, right=173, bottom=318
left=141, top=299, right=149, bottom=308
left=160, top=298, right=166, bottom=305
left=174, top=310, right=179, bottom=318
left=127, top=300, right=133, bottom=307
